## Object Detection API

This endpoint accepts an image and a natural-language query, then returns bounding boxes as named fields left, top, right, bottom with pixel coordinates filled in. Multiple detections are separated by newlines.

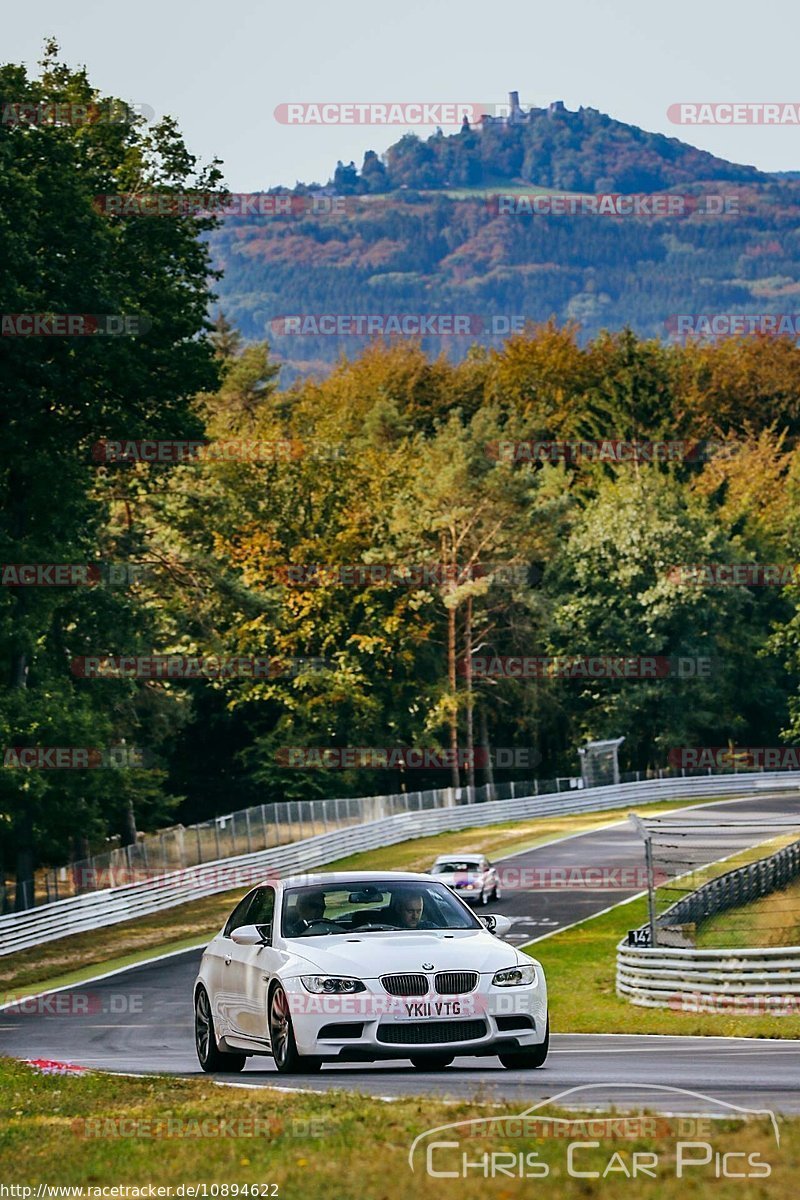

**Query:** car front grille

left=377, top=1020, right=486, bottom=1045
left=434, top=971, right=478, bottom=995
left=380, top=973, right=429, bottom=996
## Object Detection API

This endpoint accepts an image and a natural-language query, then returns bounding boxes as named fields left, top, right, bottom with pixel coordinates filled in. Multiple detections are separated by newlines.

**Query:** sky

left=5, top=0, right=800, bottom=191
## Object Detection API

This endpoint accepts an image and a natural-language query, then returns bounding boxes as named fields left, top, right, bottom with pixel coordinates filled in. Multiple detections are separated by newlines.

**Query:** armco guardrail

left=617, top=943, right=800, bottom=1011
left=659, top=838, right=800, bottom=928
left=618, top=830, right=800, bottom=1011
left=3, top=770, right=800, bottom=957
left=35, top=777, right=548, bottom=907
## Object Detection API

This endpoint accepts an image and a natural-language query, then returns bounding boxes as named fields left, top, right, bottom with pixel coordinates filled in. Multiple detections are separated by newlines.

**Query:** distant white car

left=194, top=871, right=548, bottom=1075
left=429, top=853, right=500, bottom=905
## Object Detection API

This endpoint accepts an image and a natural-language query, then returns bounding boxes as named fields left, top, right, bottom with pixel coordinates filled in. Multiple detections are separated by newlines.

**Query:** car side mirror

left=480, top=914, right=511, bottom=936
left=230, top=924, right=270, bottom=946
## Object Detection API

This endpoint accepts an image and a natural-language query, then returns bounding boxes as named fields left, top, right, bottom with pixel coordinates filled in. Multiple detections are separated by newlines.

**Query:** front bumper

left=283, top=974, right=548, bottom=1060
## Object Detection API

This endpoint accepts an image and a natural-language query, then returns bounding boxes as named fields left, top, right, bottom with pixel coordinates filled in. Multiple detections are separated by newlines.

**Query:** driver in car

left=285, top=889, right=326, bottom=935
left=389, top=890, right=432, bottom=929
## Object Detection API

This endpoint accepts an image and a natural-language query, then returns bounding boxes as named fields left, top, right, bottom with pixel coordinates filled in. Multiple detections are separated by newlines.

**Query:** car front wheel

left=195, top=987, right=247, bottom=1073
left=269, top=984, right=322, bottom=1074
left=498, top=1018, right=549, bottom=1070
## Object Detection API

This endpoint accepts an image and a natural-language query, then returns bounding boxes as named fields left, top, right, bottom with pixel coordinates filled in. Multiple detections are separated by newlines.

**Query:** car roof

left=269, top=870, right=439, bottom=889
left=432, top=853, right=484, bottom=862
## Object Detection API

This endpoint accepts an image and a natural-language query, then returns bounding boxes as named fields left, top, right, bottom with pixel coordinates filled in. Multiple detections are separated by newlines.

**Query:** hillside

left=344, top=96, right=768, bottom=194
left=209, top=98, right=799, bottom=382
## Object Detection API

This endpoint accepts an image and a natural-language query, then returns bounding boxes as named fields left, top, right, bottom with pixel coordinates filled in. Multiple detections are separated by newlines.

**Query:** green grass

left=0, top=1057, right=794, bottom=1197
left=696, top=874, right=800, bottom=948
left=0, top=797, right=714, bottom=1001
left=529, top=893, right=800, bottom=1039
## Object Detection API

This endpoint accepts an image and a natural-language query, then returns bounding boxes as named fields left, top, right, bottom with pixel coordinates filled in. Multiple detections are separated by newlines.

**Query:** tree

left=0, top=42, right=223, bottom=906
left=544, top=471, right=789, bottom=768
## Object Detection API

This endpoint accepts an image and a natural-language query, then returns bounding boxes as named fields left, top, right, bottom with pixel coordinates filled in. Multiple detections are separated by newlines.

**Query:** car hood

left=283, top=929, right=525, bottom=977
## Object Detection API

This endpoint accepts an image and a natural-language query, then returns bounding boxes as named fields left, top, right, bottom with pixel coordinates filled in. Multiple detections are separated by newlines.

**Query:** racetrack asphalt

left=2, top=791, right=799, bottom=1113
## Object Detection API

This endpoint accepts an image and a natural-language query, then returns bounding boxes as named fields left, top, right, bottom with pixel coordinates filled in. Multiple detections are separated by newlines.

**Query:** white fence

left=3, top=770, right=800, bottom=958
left=617, top=943, right=800, bottom=1011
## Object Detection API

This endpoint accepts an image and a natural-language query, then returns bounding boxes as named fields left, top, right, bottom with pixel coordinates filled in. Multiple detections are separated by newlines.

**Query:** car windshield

left=281, top=880, right=481, bottom=937
left=431, top=860, right=481, bottom=874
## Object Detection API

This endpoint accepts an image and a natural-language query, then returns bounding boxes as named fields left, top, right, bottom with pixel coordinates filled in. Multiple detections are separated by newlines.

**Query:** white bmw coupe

left=194, top=871, right=548, bottom=1074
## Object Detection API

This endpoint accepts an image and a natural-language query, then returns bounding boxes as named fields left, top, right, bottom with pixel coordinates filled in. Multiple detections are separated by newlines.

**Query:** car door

left=212, top=889, right=260, bottom=1038
left=229, top=886, right=284, bottom=1045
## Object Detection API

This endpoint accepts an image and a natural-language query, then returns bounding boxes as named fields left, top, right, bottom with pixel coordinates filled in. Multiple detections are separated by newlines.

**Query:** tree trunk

left=447, top=600, right=460, bottom=790
left=13, top=808, right=35, bottom=911
left=479, top=707, right=495, bottom=800
left=465, top=597, right=475, bottom=792
left=123, top=795, right=138, bottom=846
left=10, top=480, right=36, bottom=909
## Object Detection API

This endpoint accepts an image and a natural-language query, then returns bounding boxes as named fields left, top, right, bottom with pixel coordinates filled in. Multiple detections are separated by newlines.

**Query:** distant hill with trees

left=209, top=98, right=799, bottom=382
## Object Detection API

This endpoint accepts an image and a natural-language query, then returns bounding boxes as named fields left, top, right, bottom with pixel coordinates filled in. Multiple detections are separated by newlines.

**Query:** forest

left=3, top=50, right=800, bottom=907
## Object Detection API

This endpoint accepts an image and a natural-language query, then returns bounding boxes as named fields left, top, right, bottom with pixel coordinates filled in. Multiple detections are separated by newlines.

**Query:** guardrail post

left=628, top=813, right=658, bottom=947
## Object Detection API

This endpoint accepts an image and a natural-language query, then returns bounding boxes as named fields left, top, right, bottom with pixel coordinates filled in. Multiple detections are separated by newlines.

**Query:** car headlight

left=300, top=976, right=366, bottom=994
left=492, top=964, right=537, bottom=987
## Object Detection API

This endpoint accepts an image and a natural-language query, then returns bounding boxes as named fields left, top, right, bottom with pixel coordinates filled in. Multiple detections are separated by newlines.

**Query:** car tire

left=409, top=1054, right=455, bottom=1070
left=269, top=984, right=322, bottom=1074
left=195, top=986, right=247, bottom=1074
left=491, top=883, right=500, bottom=902
left=498, top=1018, right=549, bottom=1070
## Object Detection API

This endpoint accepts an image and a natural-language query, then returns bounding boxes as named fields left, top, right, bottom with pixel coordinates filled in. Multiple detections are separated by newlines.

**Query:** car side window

left=248, top=886, right=275, bottom=932
left=224, top=891, right=257, bottom=938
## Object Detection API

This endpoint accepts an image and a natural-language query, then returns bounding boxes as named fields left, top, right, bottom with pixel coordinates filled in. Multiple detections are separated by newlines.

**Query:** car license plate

left=396, top=999, right=465, bottom=1018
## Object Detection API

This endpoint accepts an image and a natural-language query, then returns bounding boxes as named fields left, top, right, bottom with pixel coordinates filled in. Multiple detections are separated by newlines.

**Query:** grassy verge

left=530, top=892, right=800, bottom=1038
left=696, top=875, right=800, bottom=948
left=0, top=797, right=713, bottom=1000
left=0, top=1057, right=793, bottom=1197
